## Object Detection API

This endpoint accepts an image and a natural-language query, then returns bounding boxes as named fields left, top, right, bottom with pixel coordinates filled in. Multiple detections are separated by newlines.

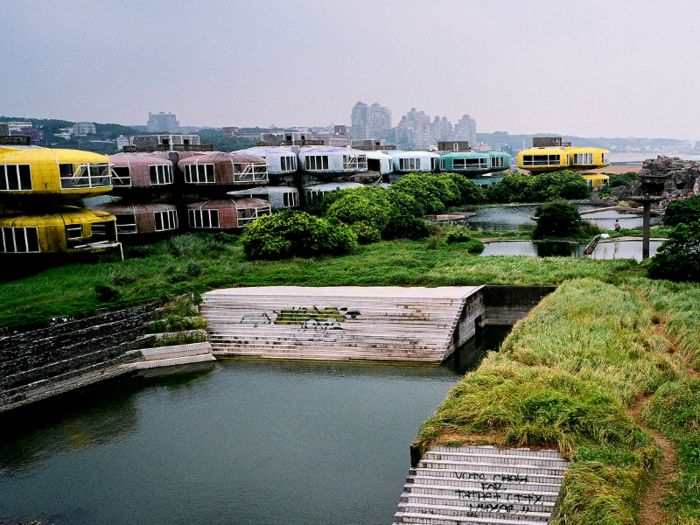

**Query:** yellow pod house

left=0, top=145, right=113, bottom=201
left=0, top=207, right=120, bottom=255
left=518, top=137, right=609, bottom=173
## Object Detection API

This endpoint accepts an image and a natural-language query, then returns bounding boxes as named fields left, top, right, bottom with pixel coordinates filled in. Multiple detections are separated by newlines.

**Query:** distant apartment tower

left=395, top=108, right=433, bottom=150
left=350, top=102, right=392, bottom=140
left=72, top=122, right=96, bottom=136
left=147, top=112, right=180, bottom=133
left=453, top=115, right=477, bottom=146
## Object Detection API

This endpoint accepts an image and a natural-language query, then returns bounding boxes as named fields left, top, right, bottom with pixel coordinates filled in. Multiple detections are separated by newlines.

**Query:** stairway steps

left=394, top=446, right=567, bottom=525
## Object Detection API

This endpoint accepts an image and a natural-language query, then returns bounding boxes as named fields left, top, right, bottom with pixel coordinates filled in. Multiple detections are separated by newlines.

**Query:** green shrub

left=445, top=230, right=472, bottom=244
left=185, top=261, right=203, bottom=278
left=240, top=210, right=358, bottom=260
left=382, top=214, right=431, bottom=240
left=606, top=171, right=638, bottom=188
left=647, top=222, right=700, bottom=282
left=325, top=187, right=392, bottom=232
left=391, top=173, right=460, bottom=214
left=351, top=221, right=382, bottom=244
left=438, top=173, right=485, bottom=205
left=663, top=195, right=700, bottom=227
left=463, top=239, right=485, bottom=254
left=486, top=170, right=591, bottom=203
left=532, top=200, right=586, bottom=239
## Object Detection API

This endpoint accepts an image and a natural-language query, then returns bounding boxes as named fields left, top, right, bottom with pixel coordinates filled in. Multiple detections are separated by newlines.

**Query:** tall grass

left=418, top=279, right=683, bottom=525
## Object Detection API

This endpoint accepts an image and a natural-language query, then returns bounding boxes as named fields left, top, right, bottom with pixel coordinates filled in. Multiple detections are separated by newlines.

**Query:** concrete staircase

left=393, top=446, right=568, bottom=524
left=200, top=286, right=484, bottom=363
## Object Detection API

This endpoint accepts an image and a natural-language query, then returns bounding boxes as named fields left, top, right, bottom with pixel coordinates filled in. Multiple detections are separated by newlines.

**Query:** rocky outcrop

left=632, top=156, right=700, bottom=195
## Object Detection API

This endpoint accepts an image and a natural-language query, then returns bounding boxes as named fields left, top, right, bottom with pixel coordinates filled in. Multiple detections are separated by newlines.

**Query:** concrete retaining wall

left=482, top=285, right=556, bottom=326
left=0, top=304, right=159, bottom=413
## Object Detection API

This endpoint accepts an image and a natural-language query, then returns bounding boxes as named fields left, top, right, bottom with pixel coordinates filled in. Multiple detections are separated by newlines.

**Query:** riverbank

left=415, top=277, right=700, bottom=524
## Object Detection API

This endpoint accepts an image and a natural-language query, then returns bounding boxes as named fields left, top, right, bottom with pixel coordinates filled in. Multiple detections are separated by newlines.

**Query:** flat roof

left=203, top=286, right=482, bottom=299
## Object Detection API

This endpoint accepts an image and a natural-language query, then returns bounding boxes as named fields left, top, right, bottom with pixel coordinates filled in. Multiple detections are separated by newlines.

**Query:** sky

left=2, top=0, right=700, bottom=139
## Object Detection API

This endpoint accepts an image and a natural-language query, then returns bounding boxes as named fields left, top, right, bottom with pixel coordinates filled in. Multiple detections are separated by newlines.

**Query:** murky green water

left=0, top=328, right=508, bottom=525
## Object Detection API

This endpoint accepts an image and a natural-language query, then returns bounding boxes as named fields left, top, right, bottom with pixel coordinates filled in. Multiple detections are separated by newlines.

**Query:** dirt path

left=627, top=290, right=680, bottom=524
left=628, top=396, right=677, bottom=525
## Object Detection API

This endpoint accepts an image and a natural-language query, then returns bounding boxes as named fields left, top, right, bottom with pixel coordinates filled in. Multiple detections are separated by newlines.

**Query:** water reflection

left=0, top=331, right=506, bottom=525
left=0, top=363, right=215, bottom=475
left=481, top=239, right=664, bottom=261
left=463, top=204, right=659, bottom=232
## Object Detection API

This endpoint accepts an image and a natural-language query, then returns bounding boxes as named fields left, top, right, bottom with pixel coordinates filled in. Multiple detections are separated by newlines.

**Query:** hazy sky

left=3, top=0, right=700, bottom=139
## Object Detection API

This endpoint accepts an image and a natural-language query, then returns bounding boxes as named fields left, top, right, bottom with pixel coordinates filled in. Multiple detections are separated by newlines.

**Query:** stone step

left=393, top=510, right=549, bottom=524
left=395, top=502, right=551, bottom=522
left=402, top=485, right=559, bottom=504
left=212, top=349, right=444, bottom=362
left=405, top=475, right=563, bottom=493
left=212, top=345, right=445, bottom=357
left=417, top=459, right=567, bottom=477
left=397, top=496, right=554, bottom=517
left=209, top=336, right=450, bottom=348
left=422, top=451, right=568, bottom=469
left=431, top=446, right=564, bottom=459
left=408, top=468, right=564, bottom=487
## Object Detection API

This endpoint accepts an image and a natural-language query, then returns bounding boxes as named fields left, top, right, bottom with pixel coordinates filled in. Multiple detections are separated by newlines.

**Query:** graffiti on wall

left=239, top=306, right=361, bottom=331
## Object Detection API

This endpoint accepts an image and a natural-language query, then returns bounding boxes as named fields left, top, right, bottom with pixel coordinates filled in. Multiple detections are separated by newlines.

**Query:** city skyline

left=3, top=0, right=700, bottom=140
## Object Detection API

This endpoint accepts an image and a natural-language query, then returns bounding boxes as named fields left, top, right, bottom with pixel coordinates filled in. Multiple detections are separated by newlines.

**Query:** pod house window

left=115, top=214, right=137, bottom=234
left=453, top=157, right=488, bottom=170
left=282, top=191, right=298, bottom=207
left=154, top=210, right=178, bottom=231
left=601, top=153, right=608, bottom=164
left=0, top=164, right=32, bottom=191
left=59, top=163, right=112, bottom=189
left=399, top=158, right=421, bottom=170
left=280, top=155, right=297, bottom=172
left=149, top=164, right=173, bottom=185
left=188, top=209, right=220, bottom=229
left=573, top=153, right=593, bottom=165
left=112, top=166, right=131, bottom=186
left=521, top=155, right=561, bottom=167
left=304, top=155, right=329, bottom=171
left=65, top=224, right=83, bottom=240
left=184, top=164, right=215, bottom=183
left=491, top=156, right=505, bottom=168
left=91, top=222, right=115, bottom=241
left=1, top=227, right=40, bottom=253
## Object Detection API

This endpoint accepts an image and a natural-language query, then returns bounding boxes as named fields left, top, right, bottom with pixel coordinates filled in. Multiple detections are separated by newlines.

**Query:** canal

left=0, top=328, right=508, bottom=525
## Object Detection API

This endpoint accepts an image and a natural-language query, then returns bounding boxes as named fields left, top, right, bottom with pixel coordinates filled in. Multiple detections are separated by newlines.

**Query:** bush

left=532, top=200, right=586, bottom=239
left=185, top=261, right=203, bottom=278
left=445, top=230, right=472, bottom=244
left=606, top=171, right=638, bottom=188
left=391, top=173, right=460, bottom=214
left=241, top=210, right=358, bottom=260
left=438, top=173, right=485, bottom=205
left=463, top=239, right=485, bottom=254
left=382, top=214, right=431, bottom=240
left=351, top=221, right=382, bottom=244
left=647, top=222, right=700, bottom=282
left=486, top=170, right=590, bottom=203
left=325, top=187, right=392, bottom=232
left=663, top=195, right=700, bottom=227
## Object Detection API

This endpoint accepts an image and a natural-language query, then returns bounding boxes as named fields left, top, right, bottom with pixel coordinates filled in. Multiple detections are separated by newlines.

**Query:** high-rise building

left=453, top=115, right=477, bottom=146
left=147, top=112, right=180, bottom=133
left=350, top=102, right=392, bottom=140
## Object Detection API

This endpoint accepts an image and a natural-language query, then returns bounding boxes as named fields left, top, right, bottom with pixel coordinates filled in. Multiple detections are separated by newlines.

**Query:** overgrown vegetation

left=417, top=278, right=697, bottom=524
left=663, top=195, right=700, bottom=227
left=484, top=170, right=591, bottom=203
left=647, top=221, right=700, bottom=282
left=240, top=210, right=358, bottom=259
left=532, top=200, right=586, bottom=239
left=605, top=171, right=639, bottom=188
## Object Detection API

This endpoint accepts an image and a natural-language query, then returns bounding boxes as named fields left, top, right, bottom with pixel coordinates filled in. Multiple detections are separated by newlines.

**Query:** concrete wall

left=0, top=304, right=159, bottom=413
left=482, top=285, right=556, bottom=326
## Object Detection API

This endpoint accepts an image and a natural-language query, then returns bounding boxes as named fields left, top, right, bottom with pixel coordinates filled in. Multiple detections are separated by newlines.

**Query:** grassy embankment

left=0, top=229, right=697, bottom=523
left=417, top=277, right=700, bottom=524
left=0, top=232, right=643, bottom=330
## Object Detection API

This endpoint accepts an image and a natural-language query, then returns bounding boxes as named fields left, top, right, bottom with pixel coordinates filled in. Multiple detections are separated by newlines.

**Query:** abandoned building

left=88, top=202, right=180, bottom=238
left=228, top=186, right=300, bottom=210
left=186, top=198, right=272, bottom=230
left=297, top=146, right=368, bottom=177
left=108, top=153, right=175, bottom=190
left=178, top=152, right=269, bottom=187
left=518, top=137, right=610, bottom=173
